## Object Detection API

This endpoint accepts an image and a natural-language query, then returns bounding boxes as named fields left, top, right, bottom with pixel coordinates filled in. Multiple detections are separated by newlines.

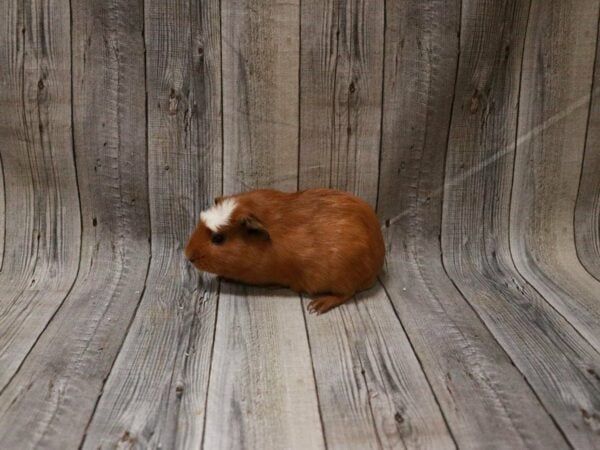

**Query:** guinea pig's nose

left=184, top=246, right=194, bottom=261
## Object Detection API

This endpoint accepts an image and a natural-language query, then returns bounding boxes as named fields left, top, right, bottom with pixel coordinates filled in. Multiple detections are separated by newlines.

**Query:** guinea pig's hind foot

left=307, top=294, right=352, bottom=315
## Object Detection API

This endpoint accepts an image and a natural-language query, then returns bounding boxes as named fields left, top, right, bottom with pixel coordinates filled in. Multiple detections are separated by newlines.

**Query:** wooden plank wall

left=0, top=1, right=151, bottom=448
left=0, top=0, right=599, bottom=448
left=441, top=1, right=600, bottom=448
left=378, top=1, right=567, bottom=448
left=576, top=16, right=600, bottom=281
left=0, top=0, right=81, bottom=393
left=84, top=0, right=221, bottom=447
left=299, top=0, right=383, bottom=205
left=576, top=21, right=600, bottom=281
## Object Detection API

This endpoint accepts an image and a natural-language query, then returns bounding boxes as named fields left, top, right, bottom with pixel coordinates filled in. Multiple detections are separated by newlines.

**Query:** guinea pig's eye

left=211, top=233, right=225, bottom=245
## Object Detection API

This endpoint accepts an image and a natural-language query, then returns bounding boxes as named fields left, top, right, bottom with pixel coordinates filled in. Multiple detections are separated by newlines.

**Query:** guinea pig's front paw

left=307, top=294, right=352, bottom=315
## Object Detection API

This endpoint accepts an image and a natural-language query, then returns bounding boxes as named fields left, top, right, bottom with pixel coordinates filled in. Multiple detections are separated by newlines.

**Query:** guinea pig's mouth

left=187, top=255, right=210, bottom=272
left=186, top=254, right=202, bottom=268
left=185, top=250, right=201, bottom=263
left=189, top=258, right=203, bottom=266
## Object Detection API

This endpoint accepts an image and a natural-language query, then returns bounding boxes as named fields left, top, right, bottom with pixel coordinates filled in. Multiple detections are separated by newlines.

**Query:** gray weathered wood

left=297, top=4, right=458, bottom=447
left=575, top=20, right=600, bottom=281
left=0, top=0, right=150, bottom=447
left=0, top=157, right=4, bottom=270
left=0, top=0, right=81, bottom=391
left=442, top=0, right=600, bottom=447
left=509, top=0, right=600, bottom=352
left=204, top=285, right=324, bottom=450
left=377, top=0, right=456, bottom=224
left=382, top=227, right=569, bottom=450
left=377, top=1, right=569, bottom=447
left=299, top=0, right=383, bottom=206
left=1, top=0, right=600, bottom=447
left=222, top=0, right=299, bottom=193
left=82, top=0, right=222, bottom=448
left=304, top=284, right=455, bottom=449
left=201, top=4, right=325, bottom=448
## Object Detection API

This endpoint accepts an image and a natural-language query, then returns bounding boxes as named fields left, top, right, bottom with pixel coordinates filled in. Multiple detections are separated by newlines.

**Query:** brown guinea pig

left=185, top=188, right=385, bottom=314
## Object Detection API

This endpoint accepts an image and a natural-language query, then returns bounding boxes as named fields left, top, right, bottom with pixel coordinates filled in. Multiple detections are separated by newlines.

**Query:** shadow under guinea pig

left=212, top=272, right=387, bottom=310
left=216, top=276, right=301, bottom=300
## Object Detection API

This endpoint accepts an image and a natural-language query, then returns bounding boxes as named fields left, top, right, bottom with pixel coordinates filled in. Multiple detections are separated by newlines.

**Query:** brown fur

left=185, top=188, right=385, bottom=314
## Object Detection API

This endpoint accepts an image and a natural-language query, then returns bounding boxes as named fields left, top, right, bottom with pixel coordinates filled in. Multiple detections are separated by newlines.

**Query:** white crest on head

left=200, top=198, right=237, bottom=232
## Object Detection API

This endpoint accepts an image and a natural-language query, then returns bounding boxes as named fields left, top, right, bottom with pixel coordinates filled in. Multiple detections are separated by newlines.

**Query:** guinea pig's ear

left=214, top=196, right=225, bottom=205
left=240, top=215, right=270, bottom=240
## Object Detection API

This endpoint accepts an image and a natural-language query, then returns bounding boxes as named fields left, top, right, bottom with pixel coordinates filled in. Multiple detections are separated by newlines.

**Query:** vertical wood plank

left=442, top=0, right=600, bottom=446
left=299, top=0, right=383, bottom=206
left=575, top=20, right=600, bottom=281
left=82, top=0, right=222, bottom=447
left=0, top=159, right=5, bottom=270
left=510, top=0, right=600, bottom=351
left=206, top=2, right=324, bottom=446
left=222, top=0, right=299, bottom=193
left=377, top=0, right=455, bottom=222
left=0, top=0, right=81, bottom=390
left=304, top=285, right=455, bottom=449
left=0, top=0, right=151, bottom=447
left=377, top=0, right=568, bottom=447
left=203, top=286, right=324, bottom=450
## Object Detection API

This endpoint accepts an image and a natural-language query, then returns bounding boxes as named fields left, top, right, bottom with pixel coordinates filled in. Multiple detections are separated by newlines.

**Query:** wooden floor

left=2, top=0, right=600, bottom=448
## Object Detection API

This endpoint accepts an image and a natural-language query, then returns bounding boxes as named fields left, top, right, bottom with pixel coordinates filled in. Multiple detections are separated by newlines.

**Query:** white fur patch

left=200, top=198, right=237, bottom=232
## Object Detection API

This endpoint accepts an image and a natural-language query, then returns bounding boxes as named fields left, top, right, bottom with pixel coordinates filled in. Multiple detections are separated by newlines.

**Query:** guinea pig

left=185, top=188, right=385, bottom=314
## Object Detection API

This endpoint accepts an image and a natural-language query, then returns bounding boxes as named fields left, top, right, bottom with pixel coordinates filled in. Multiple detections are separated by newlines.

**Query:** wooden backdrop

left=1, top=0, right=600, bottom=448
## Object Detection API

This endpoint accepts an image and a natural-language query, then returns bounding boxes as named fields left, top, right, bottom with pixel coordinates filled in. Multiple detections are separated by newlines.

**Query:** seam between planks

left=77, top=253, right=153, bottom=450
left=0, top=0, right=85, bottom=399
left=336, top=299, right=385, bottom=449
left=76, top=0, right=154, bottom=444
left=374, top=0, right=386, bottom=213
left=199, top=280, right=221, bottom=450
left=170, top=2, right=222, bottom=440
left=437, top=1, right=573, bottom=445
left=200, top=3, right=225, bottom=444
left=357, top=341, right=384, bottom=450
left=573, top=7, right=600, bottom=284
left=441, top=0, right=462, bottom=224
left=501, top=0, right=582, bottom=436
left=297, top=0, right=301, bottom=192
left=437, top=239, right=575, bottom=447
left=378, top=278, right=458, bottom=449
left=437, top=0, right=573, bottom=445
left=69, top=0, right=84, bottom=291
left=0, top=150, right=5, bottom=273
left=329, top=11, right=341, bottom=191
left=219, top=0, right=224, bottom=198
left=506, top=0, right=600, bottom=358
left=300, top=295, right=329, bottom=450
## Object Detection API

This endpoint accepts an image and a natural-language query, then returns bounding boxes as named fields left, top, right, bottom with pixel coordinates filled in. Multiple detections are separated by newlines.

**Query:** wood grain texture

left=1, top=0, right=600, bottom=447
left=382, top=228, right=569, bottom=450
left=0, top=0, right=81, bottom=390
left=222, top=0, right=299, bottom=193
left=304, top=284, right=454, bottom=449
left=0, top=1, right=150, bottom=446
left=510, top=0, right=600, bottom=353
left=575, top=20, right=600, bottom=280
left=82, top=0, right=222, bottom=447
left=297, top=5, right=455, bottom=447
left=203, top=6, right=325, bottom=446
left=299, top=0, right=383, bottom=206
left=204, top=285, right=324, bottom=450
left=0, top=158, right=5, bottom=270
left=442, top=0, right=600, bottom=447
left=377, top=2, right=568, bottom=446
left=377, top=0, right=456, bottom=223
